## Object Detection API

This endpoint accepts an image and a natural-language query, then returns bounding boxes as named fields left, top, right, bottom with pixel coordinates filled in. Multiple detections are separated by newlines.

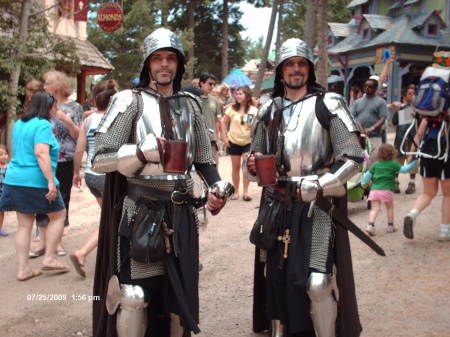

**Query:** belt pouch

left=130, top=202, right=166, bottom=263
left=249, top=195, right=282, bottom=250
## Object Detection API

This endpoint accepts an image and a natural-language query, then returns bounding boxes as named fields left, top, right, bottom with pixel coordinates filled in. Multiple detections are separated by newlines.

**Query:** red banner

left=74, top=0, right=89, bottom=22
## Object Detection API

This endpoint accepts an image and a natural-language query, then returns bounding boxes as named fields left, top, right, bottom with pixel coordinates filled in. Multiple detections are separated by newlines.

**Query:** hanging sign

left=97, top=2, right=124, bottom=32
left=74, top=0, right=89, bottom=22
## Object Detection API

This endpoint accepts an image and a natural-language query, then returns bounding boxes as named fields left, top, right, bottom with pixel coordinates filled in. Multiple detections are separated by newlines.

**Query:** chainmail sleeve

left=250, top=121, right=268, bottom=154
left=191, top=98, right=214, bottom=164
left=329, top=116, right=363, bottom=162
left=92, top=95, right=139, bottom=171
left=250, top=101, right=273, bottom=154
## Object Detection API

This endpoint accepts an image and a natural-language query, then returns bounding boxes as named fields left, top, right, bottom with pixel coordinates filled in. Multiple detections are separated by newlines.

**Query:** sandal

left=29, top=248, right=45, bottom=259
left=230, top=194, right=239, bottom=200
left=243, top=195, right=252, bottom=202
left=70, top=254, right=86, bottom=278
left=17, top=270, right=42, bottom=281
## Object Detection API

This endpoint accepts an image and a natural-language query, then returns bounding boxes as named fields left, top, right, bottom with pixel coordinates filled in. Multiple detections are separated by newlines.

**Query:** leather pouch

left=130, top=202, right=166, bottom=263
left=249, top=197, right=282, bottom=250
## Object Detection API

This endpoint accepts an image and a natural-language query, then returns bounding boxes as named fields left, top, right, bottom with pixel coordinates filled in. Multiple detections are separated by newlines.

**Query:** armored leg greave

left=116, top=284, right=148, bottom=337
left=271, top=319, right=286, bottom=337
left=306, top=271, right=338, bottom=337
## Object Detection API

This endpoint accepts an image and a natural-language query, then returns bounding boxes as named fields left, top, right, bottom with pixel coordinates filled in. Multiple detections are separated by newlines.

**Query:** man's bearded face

left=281, top=56, right=310, bottom=89
left=148, top=50, right=178, bottom=86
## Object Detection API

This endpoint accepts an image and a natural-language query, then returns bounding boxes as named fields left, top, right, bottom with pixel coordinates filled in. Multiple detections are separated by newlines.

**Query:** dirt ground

left=0, top=132, right=449, bottom=337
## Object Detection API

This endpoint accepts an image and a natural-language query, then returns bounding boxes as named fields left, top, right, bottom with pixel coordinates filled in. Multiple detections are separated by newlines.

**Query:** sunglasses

left=365, top=84, right=377, bottom=89
left=240, top=114, right=245, bottom=125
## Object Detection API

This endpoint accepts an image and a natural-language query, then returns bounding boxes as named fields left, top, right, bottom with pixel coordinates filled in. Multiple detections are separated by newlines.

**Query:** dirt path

left=0, top=136, right=449, bottom=337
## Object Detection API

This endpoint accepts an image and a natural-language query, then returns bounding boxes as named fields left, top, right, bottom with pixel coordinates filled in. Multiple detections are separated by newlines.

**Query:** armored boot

left=306, top=271, right=338, bottom=337
left=271, top=319, right=286, bottom=337
left=170, top=313, right=184, bottom=337
left=116, top=284, right=148, bottom=337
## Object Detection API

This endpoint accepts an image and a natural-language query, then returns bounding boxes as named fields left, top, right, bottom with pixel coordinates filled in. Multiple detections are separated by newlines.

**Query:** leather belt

left=127, top=183, right=207, bottom=209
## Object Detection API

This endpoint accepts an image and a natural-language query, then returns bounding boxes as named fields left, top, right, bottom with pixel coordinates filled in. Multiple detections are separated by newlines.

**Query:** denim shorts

left=0, top=184, right=65, bottom=214
left=85, top=173, right=105, bottom=198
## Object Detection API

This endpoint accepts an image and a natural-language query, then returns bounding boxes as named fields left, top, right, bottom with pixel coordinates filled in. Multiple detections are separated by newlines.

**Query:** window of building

left=427, top=23, right=438, bottom=36
left=363, top=28, right=370, bottom=40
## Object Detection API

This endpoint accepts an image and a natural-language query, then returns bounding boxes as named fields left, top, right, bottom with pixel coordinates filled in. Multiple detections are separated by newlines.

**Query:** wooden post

left=77, top=70, right=86, bottom=105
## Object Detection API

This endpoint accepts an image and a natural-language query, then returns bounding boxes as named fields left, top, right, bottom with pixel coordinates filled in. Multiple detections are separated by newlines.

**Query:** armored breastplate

left=135, top=91, right=195, bottom=179
left=276, top=96, right=333, bottom=176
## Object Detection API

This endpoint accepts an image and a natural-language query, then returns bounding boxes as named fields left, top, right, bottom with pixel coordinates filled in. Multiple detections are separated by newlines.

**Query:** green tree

left=280, top=0, right=350, bottom=42
left=88, top=0, right=157, bottom=88
left=0, top=0, right=78, bottom=147
left=171, top=0, right=246, bottom=80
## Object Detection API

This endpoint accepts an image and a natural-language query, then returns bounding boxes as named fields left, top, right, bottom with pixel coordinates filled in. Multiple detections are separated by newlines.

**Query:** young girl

left=0, top=145, right=8, bottom=236
left=361, top=144, right=416, bottom=236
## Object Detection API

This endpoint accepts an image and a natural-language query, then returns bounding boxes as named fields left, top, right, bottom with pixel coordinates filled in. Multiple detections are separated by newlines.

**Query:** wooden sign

left=97, top=2, right=124, bottom=32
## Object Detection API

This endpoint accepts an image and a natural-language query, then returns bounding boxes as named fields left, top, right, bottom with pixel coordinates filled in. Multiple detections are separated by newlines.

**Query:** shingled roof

left=329, top=11, right=450, bottom=54
left=67, top=36, right=113, bottom=71
left=347, top=0, right=368, bottom=9
left=363, top=14, right=394, bottom=30
left=328, top=22, right=356, bottom=38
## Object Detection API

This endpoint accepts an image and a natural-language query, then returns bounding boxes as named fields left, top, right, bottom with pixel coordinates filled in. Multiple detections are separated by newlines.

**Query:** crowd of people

left=0, top=26, right=449, bottom=337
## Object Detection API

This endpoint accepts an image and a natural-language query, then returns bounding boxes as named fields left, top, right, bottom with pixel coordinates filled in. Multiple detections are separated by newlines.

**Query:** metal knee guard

left=306, top=271, right=338, bottom=337
left=116, top=284, right=148, bottom=337
left=170, top=313, right=184, bottom=337
left=271, top=319, right=286, bottom=337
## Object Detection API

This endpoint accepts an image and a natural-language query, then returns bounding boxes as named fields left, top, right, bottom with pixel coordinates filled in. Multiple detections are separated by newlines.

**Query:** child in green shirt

left=361, top=144, right=416, bottom=235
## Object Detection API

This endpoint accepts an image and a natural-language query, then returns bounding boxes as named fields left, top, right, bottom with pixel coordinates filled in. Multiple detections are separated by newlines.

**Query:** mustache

left=156, top=68, right=173, bottom=74
left=289, top=71, right=304, bottom=77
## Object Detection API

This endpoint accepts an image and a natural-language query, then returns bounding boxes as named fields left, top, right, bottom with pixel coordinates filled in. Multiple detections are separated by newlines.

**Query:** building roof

left=347, top=0, right=368, bottom=9
left=68, top=36, right=113, bottom=71
left=363, top=14, right=394, bottom=30
left=329, top=11, right=450, bottom=54
left=328, top=22, right=355, bottom=37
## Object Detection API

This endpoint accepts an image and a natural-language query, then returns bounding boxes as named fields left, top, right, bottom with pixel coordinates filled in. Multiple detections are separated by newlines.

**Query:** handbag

left=249, top=196, right=282, bottom=250
left=130, top=202, right=166, bottom=263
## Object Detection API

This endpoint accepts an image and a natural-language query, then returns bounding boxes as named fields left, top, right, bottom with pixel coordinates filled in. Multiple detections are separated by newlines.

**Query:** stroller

left=347, top=132, right=372, bottom=209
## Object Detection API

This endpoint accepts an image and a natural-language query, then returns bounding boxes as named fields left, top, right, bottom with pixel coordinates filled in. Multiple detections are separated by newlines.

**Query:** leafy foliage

left=170, top=0, right=246, bottom=79
left=0, top=1, right=78, bottom=118
left=280, top=0, right=351, bottom=41
left=87, top=0, right=157, bottom=88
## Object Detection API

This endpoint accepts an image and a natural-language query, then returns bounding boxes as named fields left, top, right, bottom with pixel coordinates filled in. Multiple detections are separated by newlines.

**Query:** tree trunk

left=6, top=0, right=31, bottom=152
left=253, top=0, right=279, bottom=97
left=317, top=0, right=328, bottom=88
left=187, top=0, right=195, bottom=81
left=221, top=0, right=229, bottom=80
left=161, top=1, right=169, bottom=27
left=275, top=0, right=284, bottom=65
left=304, top=0, right=317, bottom=49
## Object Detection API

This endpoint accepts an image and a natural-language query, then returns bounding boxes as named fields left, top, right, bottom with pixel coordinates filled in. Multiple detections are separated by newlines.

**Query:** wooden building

left=328, top=0, right=450, bottom=102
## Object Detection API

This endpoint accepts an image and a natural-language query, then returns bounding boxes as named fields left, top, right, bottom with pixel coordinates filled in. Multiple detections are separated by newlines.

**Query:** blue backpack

left=413, top=67, right=450, bottom=117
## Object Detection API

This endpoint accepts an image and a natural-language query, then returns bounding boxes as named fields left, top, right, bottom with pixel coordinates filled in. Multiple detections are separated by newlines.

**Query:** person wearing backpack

left=388, top=87, right=419, bottom=194
left=403, top=67, right=450, bottom=241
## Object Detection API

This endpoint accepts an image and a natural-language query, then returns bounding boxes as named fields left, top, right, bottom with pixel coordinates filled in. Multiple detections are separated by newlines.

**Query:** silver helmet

left=277, top=38, right=313, bottom=67
left=142, top=27, right=185, bottom=62
left=272, top=38, right=317, bottom=98
left=139, top=28, right=185, bottom=91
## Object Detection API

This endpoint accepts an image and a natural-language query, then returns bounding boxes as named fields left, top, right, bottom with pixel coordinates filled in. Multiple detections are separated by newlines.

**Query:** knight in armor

left=244, top=38, right=364, bottom=336
left=91, top=28, right=234, bottom=337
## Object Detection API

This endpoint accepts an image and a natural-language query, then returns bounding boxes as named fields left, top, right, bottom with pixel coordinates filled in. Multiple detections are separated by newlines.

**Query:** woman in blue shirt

left=0, top=92, right=69, bottom=281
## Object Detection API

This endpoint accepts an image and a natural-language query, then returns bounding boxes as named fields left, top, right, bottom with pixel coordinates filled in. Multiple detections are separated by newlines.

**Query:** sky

left=239, top=2, right=278, bottom=49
